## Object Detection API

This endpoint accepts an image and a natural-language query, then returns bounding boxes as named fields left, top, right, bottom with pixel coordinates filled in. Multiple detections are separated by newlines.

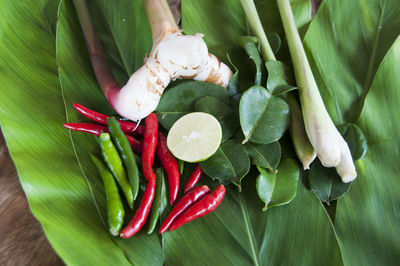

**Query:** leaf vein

left=246, top=91, right=271, bottom=141
left=356, top=0, right=387, bottom=121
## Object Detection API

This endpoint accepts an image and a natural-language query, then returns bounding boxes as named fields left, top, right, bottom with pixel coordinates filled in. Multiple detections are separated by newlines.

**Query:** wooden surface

left=0, top=0, right=321, bottom=264
left=0, top=132, right=63, bottom=265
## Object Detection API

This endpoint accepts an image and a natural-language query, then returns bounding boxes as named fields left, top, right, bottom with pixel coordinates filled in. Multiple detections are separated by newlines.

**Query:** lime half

left=167, top=112, right=222, bottom=162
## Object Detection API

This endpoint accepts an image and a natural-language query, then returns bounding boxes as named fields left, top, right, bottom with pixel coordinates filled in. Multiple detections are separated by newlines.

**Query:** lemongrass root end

left=302, top=152, right=317, bottom=170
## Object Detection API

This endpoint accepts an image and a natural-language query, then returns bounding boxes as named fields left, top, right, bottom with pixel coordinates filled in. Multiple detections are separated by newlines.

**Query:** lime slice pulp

left=167, top=112, right=222, bottom=162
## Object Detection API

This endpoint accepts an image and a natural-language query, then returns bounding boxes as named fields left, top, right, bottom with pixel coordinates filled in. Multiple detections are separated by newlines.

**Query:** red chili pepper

left=142, top=113, right=158, bottom=182
left=159, top=185, right=210, bottom=233
left=120, top=179, right=155, bottom=238
left=120, top=113, right=158, bottom=238
left=63, top=123, right=142, bottom=154
left=63, top=122, right=107, bottom=136
left=183, top=164, right=203, bottom=194
left=156, top=132, right=180, bottom=206
left=168, top=185, right=226, bottom=231
left=73, top=103, right=145, bottom=136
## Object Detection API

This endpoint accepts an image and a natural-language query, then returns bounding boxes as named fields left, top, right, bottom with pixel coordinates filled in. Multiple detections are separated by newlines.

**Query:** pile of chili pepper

left=64, top=104, right=226, bottom=237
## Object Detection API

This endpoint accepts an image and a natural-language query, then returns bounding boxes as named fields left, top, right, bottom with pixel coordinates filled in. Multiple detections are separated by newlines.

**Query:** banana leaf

left=0, top=0, right=399, bottom=265
left=335, top=36, right=400, bottom=266
left=303, top=1, right=400, bottom=265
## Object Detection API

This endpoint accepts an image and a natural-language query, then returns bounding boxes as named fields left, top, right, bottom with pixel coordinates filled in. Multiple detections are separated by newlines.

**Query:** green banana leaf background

left=0, top=0, right=399, bottom=265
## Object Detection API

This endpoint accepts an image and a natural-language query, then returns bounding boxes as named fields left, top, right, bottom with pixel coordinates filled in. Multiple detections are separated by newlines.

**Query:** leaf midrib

left=326, top=175, right=333, bottom=203
left=245, top=92, right=271, bottom=142
left=219, top=146, right=237, bottom=180
left=56, top=0, right=105, bottom=230
left=318, top=198, right=345, bottom=266
left=239, top=192, right=261, bottom=266
left=355, top=0, right=387, bottom=121
left=248, top=143, right=271, bottom=168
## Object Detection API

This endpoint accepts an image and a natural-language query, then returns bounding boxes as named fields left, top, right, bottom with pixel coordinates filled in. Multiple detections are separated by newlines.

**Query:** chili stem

left=239, top=0, right=276, bottom=62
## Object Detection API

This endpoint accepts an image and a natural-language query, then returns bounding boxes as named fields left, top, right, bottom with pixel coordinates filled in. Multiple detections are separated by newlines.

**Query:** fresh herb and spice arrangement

left=61, top=0, right=368, bottom=238
left=1, top=0, right=399, bottom=264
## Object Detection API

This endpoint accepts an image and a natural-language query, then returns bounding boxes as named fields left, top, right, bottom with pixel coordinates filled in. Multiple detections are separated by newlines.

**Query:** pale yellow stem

left=287, top=94, right=316, bottom=170
left=143, top=0, right=179, bottom=42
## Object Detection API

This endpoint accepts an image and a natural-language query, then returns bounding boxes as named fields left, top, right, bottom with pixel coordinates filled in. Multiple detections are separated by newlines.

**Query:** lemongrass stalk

left=277, top=0, right=340, bottom=167
left=73, top=0, right=120, bottom=107
left=277, top=0, right=356, bottom=181
left=286, top=94, right=316, bottom=169
left=239, top=0, right=276, bottom=62
left=144, top=0, right=179, bottom=42
left=239, top=0, right=316, bottom=169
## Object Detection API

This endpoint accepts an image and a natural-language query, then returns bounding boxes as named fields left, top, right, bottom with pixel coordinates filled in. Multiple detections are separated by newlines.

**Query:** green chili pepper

left=91, top=154, right=125, bottom=236
left=98, top=132, right=134, bottom=209
left=178, top=159, right=184, bottom=175
left=147, top=168, right=165, bottom=234
left=107, top=117, right=140, bottom=201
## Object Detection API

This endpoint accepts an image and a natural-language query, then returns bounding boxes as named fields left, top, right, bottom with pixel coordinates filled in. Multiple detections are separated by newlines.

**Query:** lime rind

left=167, top=112, right=222, bottom=162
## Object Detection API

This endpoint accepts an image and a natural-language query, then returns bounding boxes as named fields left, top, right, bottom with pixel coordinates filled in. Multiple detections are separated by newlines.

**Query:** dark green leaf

left=265, top=61, right=297, bottom=96
left=200, top=140, right=250, bottom=186
left=244, top=141, right=281, bottom=169
left=269, top=158, right=300, bottom=209
left=256, top=167, right=276, bottom=211
left=267, top=32, right=282, bottom=54
left=155, top=80, right=229, bottom=129
left=304, top=123, right=363, bottom=204
left=239, top=86, right=290, bottom=144
left=337, top=123, right=368, bottom=161
left=194, top=96, right=239, bottom=142
left=227, top=53, right=240, bottom=96
left=226, top=53, right=242, bottom=112
left=237, top=36, right=264, bottom=85
left=308, top=160, right=351, bottom=204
